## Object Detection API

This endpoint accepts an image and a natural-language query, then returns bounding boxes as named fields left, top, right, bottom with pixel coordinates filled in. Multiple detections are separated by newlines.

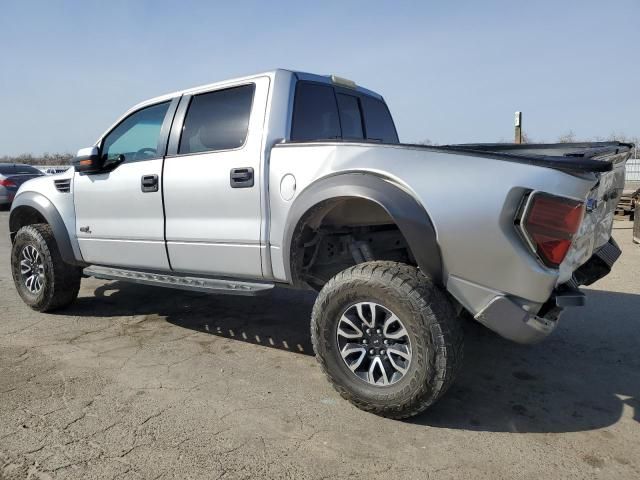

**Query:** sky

left=0, top=0, right=638, bottom=155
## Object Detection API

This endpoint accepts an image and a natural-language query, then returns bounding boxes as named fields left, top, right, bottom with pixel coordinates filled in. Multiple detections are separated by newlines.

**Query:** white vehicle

left=9, top=70, right=631, bottom=418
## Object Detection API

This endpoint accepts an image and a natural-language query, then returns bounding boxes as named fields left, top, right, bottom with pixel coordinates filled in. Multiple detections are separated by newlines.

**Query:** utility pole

left=514, top=111, right=523, bottom=144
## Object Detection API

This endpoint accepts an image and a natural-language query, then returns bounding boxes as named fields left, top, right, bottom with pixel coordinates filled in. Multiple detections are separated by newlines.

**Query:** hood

left=15, top=168, right=72, bottom=197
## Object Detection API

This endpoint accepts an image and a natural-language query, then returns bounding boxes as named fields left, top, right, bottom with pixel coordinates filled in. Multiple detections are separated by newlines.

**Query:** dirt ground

left=0, top=211, right=638, bottom=479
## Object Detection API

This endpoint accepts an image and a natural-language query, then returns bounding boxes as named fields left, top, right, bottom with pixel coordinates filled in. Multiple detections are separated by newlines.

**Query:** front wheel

left=11, top=224, right=81, bottom=312
left=311, top=261, right=463, bottom=419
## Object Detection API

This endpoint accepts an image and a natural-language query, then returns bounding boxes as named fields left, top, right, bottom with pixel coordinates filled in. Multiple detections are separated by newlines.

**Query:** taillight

left=0, top=179, right=17, bottom=188
left=519, top=193, right=584, bottom=268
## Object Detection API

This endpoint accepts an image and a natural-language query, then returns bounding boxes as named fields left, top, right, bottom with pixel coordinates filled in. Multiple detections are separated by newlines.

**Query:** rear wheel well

left=290, top=198, right=417, bottom=289
left=9, top=206, right=48, bottom=241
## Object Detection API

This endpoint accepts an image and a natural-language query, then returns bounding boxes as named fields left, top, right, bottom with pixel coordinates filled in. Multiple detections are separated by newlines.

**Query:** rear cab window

left=360, top=96, right=398, bottom=143
left=290, top=83, right=340, bottom=141
left=290, top=81, right=398, bottom=143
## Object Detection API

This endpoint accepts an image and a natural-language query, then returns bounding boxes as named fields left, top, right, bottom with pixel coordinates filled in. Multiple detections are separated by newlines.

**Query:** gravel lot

left=1, top=210, right=638, bottom=479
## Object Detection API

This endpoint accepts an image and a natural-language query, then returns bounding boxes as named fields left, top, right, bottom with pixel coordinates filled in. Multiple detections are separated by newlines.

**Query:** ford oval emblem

left=585, top=198, right=598, bottom=212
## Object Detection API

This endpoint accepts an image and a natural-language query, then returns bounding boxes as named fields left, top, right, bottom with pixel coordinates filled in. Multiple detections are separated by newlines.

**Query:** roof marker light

left=331, top=75, right=357, bottom=89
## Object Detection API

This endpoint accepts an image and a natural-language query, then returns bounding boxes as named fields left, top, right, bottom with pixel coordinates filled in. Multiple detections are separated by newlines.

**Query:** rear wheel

left=11, top=224, right=81, bottom=312
left=311, top=261, right=463, bottom=419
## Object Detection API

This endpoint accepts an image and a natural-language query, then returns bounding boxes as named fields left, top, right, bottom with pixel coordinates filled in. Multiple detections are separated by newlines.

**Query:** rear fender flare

left=282, top=173, right=443, bottom=284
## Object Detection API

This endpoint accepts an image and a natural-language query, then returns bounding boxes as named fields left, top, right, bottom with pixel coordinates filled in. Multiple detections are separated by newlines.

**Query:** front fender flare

left=282, top=173, right=443, bottom=285
left=10, top=192, right=84, bottom=265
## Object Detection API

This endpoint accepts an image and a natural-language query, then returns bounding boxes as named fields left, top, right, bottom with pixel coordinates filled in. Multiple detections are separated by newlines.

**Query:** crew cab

left=9, top=69, right=631, bottom=418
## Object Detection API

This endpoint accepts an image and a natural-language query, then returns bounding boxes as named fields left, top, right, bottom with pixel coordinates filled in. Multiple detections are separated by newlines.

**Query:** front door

left=163, top=77, right=269, bottom=278
left=74, top=100, right=176, bottom=270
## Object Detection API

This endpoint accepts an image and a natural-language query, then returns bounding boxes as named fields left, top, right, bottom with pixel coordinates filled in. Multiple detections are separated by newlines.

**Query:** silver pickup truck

left=9, top=69, right=631, bottom=418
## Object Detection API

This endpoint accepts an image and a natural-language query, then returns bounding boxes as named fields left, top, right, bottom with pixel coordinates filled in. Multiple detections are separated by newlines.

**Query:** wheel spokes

left=340, top=343, right=367, bottom=372
left=368, top=356, right=389, bottom=385
left=386, top=343, right=411, bottom=375
left=20, top=245, right=45, bottom=294
left=383, top=313, right=408, bottom=340
left=355, top=302, right=377, bottom=328
left=337, top=315, right=364, bottom=339
left=20, top=259, right=31, bottom=274
left=25, top=274, right=35, bottom=292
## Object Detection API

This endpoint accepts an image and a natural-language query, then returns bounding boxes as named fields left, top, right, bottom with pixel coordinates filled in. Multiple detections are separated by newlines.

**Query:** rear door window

left=291, top=83, right=341, bottom=141
left=179, top=84, right=255, bottom=155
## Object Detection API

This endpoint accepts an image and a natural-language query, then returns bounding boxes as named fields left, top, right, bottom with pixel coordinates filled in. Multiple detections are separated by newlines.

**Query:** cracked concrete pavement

left=0, top=210, right=639, bottom=479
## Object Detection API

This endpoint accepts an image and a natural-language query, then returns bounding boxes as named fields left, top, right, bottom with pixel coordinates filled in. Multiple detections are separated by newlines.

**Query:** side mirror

left=71, top=146, right=102, bottom=173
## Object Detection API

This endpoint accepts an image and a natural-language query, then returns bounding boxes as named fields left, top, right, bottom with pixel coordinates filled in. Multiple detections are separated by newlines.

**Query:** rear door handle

left=230, top=167, right=254, bottom=188
left=141, top=174, right=159, bottom=192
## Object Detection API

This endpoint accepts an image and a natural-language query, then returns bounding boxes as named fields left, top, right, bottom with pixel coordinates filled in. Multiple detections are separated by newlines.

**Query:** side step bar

left=83, top=265, right=275, bottom=296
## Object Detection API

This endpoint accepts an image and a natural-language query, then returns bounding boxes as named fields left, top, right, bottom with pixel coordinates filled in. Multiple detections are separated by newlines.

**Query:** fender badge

left=585, top=198, right=598, bottom=212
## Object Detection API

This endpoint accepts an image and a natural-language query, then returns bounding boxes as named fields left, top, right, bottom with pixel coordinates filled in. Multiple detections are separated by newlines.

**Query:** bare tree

left=557, top=131, right=577, bottom=143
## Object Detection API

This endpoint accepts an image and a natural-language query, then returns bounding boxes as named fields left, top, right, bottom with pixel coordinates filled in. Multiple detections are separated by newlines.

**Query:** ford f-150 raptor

left=9, top=69, right=631, bottom=418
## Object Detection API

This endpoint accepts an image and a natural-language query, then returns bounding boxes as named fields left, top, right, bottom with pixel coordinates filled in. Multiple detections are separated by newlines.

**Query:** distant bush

left=0, top=153, right=73, bottom=166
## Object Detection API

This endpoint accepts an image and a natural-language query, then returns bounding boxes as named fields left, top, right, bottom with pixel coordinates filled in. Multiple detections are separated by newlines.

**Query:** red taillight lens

left=521, top=193, right=584, bottom=267
left=0, top=179, right=17, bottom=188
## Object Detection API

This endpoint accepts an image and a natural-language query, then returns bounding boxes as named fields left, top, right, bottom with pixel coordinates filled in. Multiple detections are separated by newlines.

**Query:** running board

left=83, top=265, right=275, bottom=296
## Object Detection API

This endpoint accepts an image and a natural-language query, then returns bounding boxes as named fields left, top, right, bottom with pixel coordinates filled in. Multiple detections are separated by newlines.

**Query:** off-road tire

left=311, top=261, right=463, bottom=419
left=11, top=224, right=81, bottom=312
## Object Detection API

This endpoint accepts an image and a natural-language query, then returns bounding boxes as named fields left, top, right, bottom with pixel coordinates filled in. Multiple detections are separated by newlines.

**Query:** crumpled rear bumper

left=474, top=238, right=621, bottom=344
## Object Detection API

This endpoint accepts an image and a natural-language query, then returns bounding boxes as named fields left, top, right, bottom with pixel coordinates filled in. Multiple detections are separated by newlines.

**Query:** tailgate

left=558, top=150, right=629, bottom=283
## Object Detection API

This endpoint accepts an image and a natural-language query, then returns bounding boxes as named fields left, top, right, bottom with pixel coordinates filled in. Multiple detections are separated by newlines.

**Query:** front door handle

left=141, top=174, right=159, bottom=192
left=230, top=167, right=254, bottom=188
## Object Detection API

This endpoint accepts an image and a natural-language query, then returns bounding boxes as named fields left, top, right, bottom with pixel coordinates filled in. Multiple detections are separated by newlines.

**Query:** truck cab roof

left=125, top=69, right=384, bottom=117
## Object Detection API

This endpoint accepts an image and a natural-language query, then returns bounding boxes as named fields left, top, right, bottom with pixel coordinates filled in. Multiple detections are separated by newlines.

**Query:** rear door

left=163, top=77, right=269, bottom=278
left=74, top=99, right=178, bottom=270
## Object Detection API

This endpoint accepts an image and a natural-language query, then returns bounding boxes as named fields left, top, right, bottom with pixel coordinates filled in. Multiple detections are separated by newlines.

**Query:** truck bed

left=435, top=141, right=632, bottom=173
left=287, top=140, right=633, bottom=174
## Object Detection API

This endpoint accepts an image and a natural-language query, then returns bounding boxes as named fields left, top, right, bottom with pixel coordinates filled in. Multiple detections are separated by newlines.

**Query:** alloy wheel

left=20, top=245, right=45, bottom=294
left=336, top=301, right=412, bottom=386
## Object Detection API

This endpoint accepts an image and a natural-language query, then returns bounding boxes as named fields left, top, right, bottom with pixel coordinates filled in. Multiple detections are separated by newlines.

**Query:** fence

left=627, top=158, right=640, bottom=183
